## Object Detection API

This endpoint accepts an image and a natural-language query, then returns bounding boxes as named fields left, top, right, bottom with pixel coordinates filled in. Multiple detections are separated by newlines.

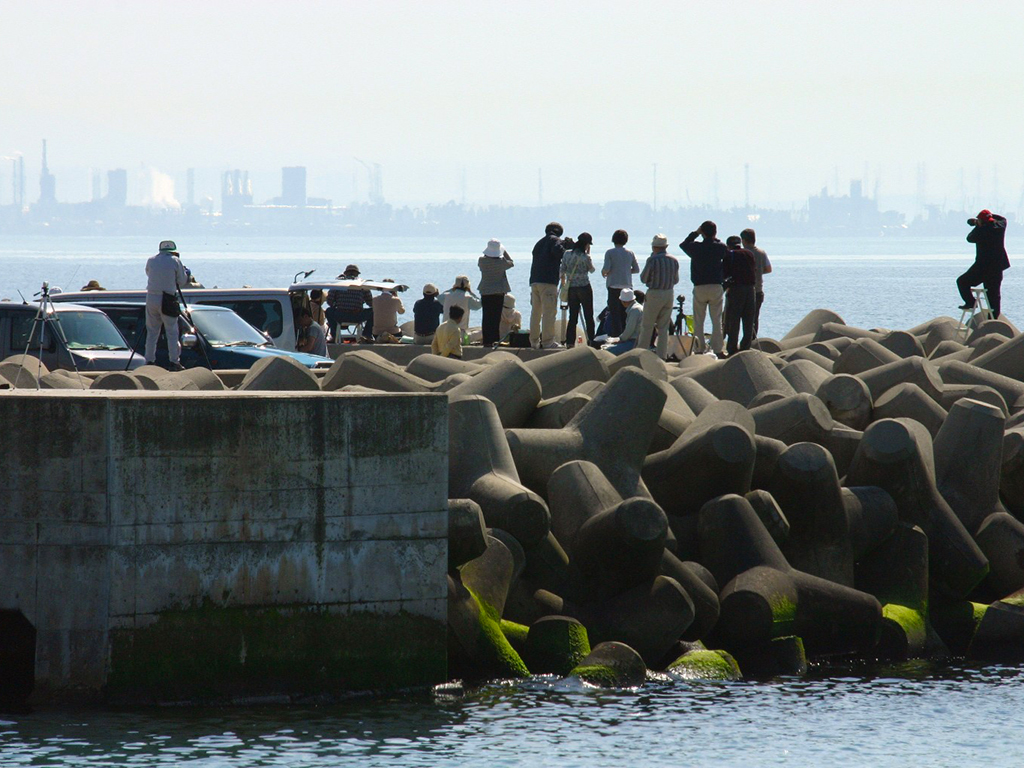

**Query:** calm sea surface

left=1, top=234, right=1020, bottom=338
left=2, top=235, right=1022, bottom=766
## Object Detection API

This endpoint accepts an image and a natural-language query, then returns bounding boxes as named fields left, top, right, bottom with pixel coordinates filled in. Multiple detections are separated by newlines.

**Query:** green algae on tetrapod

left=523, top=617, right=591, bottom=676
left=499, top=619, right=529, bottom=653
left=768, top=592, right=797, bottom=635
left=570, top=664, right=624, bottom=688
left=107, top=603, right=447, bottom=703
left=469, top=588, right=530, bottom=679
left=667, top=649, right=742, bottom=680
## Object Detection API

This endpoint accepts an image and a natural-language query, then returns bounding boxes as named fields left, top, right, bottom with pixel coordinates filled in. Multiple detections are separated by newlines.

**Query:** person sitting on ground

left=432, top=304, right=465, bottom=359
left=499, top=293, right=522, bottom=339
left=296, top=307, right=328, bottom=356
left=413, top=283, right=444, bottom=345
left=958, top=209, right=1010, bottom=319
left=371, top=279, right=405, bottom=341
left=81, top=280, right=106, bottom=291
left=442, top=275, right=482, bottom=335
left=326, top=264, right=373, bottom=341
left=605, top=288, right=644, bottom=356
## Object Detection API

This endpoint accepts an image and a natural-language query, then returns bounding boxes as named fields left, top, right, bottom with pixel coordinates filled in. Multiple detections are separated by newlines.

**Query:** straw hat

left=81, top=280, right=105, bottom=291
left=652, top=234, right=669, bottom=249
left=453, top=275, right=471, bottom=290
left=423, top=283, right=439, bottom=296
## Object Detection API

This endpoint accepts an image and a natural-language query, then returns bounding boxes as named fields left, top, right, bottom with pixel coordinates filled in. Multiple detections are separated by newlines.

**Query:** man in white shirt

left=145, top=240, right=188, bottom=370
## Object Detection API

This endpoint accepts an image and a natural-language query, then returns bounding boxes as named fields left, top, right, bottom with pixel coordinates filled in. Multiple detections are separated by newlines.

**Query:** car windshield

left=57, top=311, right=130, bottom=350
left=191, top=309, right=270, bottom=347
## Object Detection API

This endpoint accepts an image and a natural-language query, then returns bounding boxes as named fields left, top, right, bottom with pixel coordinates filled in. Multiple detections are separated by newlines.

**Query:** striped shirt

left=640, top=251, right=680, bottom=290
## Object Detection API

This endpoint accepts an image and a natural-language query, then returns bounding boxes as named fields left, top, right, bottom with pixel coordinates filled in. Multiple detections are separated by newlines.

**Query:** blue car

left=75, top=301, right=334, bottom=370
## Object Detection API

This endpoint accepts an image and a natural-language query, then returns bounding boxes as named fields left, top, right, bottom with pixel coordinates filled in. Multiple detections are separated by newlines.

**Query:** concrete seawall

left=0, top=390, right=448, bottom=704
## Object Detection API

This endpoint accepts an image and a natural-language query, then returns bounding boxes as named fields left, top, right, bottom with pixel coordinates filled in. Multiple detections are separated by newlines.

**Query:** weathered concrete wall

left=0, top=390, right=448, bottom=704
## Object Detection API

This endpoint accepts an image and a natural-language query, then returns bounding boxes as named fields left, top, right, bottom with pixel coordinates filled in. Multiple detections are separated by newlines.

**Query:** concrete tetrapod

left=606, top=348, right=668, bottom=381
left=857, top=356, right=944, bottom=406
left=744, top=489, right=790, bottom=547
left=752, top=435, right=788, bottom=491
left=569, top=641, right=647, bottom=687
left=1000, top=427, right=1024, bottom=521
left=523, top=392, right=592, bottom=429
left=460, top=535, right=516, bottom=617
left=779, top=360, right=832, bottom=396
left=405, top=354, right=481, bottom=383
left=782, top=309, right=846, bottom=341
left=447, top=358, right=543, bottom=428
left=813, top=322, right=883, bottom=344
left=522, top=616, right=591, bottom=676
left=448, top=499, right=488, bottom=571
left=660, top=550, right=721, bottom=642
left=667, top=648, right=742, bottom=680
left=448, top=395, right=551, bottom=548
left=971, top=332, right=1024, bottom=380
left=546, top=460, right=620, bottom=559
left=697, top=494, right=882, bottom=658
left=938, top=385, right=1007, bottom=417
left=872, top=383, right=948, bottom=438
left=447, top=574, right=529, bottom=680
left=776, top=347, right=835, bottom=372
left=748, top=393, right=834, bottom=445
left=681, top=350, right=795, bottom=407
left=933, top=398, right=1008, bottom=534
left=936, top=359, right=1024, bottom=412
left=668, top=376, right=718, bottom=415
left=845, top=418, right=989, bottom=599
left=506, top=368, right=666, bottom=500
left=524, top=345, right=609, bottom=399
left=833, top=338, right=902, bottom=376
left=0, top=356, right=49, bottom=388
left=878, top=330, right=926, bottom=359
left=643, top=400, right=756, bottom=517
left=854, top=523, right=933, bottom=660
left=236, top=356, right=320, bottom=391
left=322, top=350, right=432, bottom=392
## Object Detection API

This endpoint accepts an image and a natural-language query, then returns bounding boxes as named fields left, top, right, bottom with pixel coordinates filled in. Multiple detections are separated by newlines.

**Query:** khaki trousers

left=637, top=288, right=674, bottom=360
left=529, top=283, right=559, bottom=346
left=692, top=283, right=724, bottom=355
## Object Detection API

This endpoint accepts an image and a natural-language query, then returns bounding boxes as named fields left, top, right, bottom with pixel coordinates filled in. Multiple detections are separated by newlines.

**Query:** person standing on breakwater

left=681, top=221, right=728, bottom=357
left=478, top=239, right=514, bottom=346
left=560, top=232, right=597, bottom=347
left=432, top=304, right=465, bottom=358
left=443, top=276, right=481, bottom=336
left=530, top=222, right=569, bottom=349
left=723, top=236, right=757, bottom=356
left=958, top=209, right=1010, bottom=319
left=145, top=240, right=188, bottom=371
left=637, top=234, right=680, bottom=360
left=413, top=284, right=444, bottom=345
left=740, top=228, right=772, bottom=339
left=602, top=229, right=639, bottom=337
left=327, top=264, right=373, bottom=342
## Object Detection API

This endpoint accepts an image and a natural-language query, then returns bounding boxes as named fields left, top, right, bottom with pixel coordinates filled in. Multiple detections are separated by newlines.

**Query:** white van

left=56, top=279, right=407, bottom=352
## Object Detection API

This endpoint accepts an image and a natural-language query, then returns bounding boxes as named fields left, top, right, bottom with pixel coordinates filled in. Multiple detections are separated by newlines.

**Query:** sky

left=2, top=0, right=1023, bottom=211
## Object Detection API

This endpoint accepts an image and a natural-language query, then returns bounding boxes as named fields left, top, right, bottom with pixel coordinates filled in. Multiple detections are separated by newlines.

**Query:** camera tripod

left=22, top=282, right=84, bottom=389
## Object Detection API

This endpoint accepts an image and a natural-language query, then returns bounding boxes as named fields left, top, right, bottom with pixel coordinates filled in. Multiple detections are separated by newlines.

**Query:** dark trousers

left=481, top=293, right=505, bottom=346
left=753, top=290, right=765, bottom=339
left=566, top=284, right=595, bottom=347
left=327, top=306, right=373, bottom=338
left=957, top=263, right=1003, bottom=318
left=725, top=284, right=756, bottom=355
left=605, top=287, right=626, bottom=336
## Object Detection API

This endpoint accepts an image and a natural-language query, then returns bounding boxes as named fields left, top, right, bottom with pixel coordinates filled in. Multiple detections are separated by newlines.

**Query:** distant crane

left=354, top=158, right=383, bottom=205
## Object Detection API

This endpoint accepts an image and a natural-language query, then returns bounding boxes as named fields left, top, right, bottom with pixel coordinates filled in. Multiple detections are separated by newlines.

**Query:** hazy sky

left=3, top=1, right=1023, bottom=210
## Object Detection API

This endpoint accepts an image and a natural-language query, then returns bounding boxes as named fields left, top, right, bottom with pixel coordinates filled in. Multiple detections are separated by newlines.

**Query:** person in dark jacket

left=958, top=210, right=1010, bottom=318
left=681, top=221, right=728, bottom=356
left=529, top=222, right=568, bottom=349
left=723, top=236, right=758, bottom=356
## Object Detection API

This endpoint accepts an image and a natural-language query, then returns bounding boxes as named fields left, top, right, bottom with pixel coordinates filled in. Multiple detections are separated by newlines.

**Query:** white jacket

left=146, top=251, right=187, bottom=296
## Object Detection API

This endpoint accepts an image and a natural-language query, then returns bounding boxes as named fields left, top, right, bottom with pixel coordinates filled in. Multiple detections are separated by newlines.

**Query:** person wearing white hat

left=499, top=293, right=522, bottom=339
left=144, top=240, right=188, bottom=370
left=477, top=239, right=515, bottom=346
left=604, top=287, right=644, bottom=355
left=637, top=234, right=680, bottom=360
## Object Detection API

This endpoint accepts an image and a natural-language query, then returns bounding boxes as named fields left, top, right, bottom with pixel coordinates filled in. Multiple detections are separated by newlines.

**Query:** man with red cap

left=958, top=209, right=1010, bottom=318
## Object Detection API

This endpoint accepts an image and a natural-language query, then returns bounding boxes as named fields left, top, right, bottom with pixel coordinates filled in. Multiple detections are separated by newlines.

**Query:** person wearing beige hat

left=636, top=234, right=680, bottom=360
left=80, top=279, right=106, bottom=291
left=413, top=283, right=444, bottom=345
left=442, top=275, right=482, bottom=335
left=477, top=238, right=514, bottom=346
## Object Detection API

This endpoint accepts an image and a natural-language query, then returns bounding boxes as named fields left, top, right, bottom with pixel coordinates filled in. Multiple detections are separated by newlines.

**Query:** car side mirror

left=180, top=333, right=198, bottom=348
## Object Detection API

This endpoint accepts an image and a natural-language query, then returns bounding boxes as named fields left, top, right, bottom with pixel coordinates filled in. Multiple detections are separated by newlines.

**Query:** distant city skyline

left=3, top=2, right=1023, bottom=218
left=1, top=141, right=1021, bottom=219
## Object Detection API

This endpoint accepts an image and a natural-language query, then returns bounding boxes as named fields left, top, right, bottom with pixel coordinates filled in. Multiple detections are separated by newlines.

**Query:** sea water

left=1, top=235, right=1022, bottom=766
left=1, top=235, right=1019, bottom=339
